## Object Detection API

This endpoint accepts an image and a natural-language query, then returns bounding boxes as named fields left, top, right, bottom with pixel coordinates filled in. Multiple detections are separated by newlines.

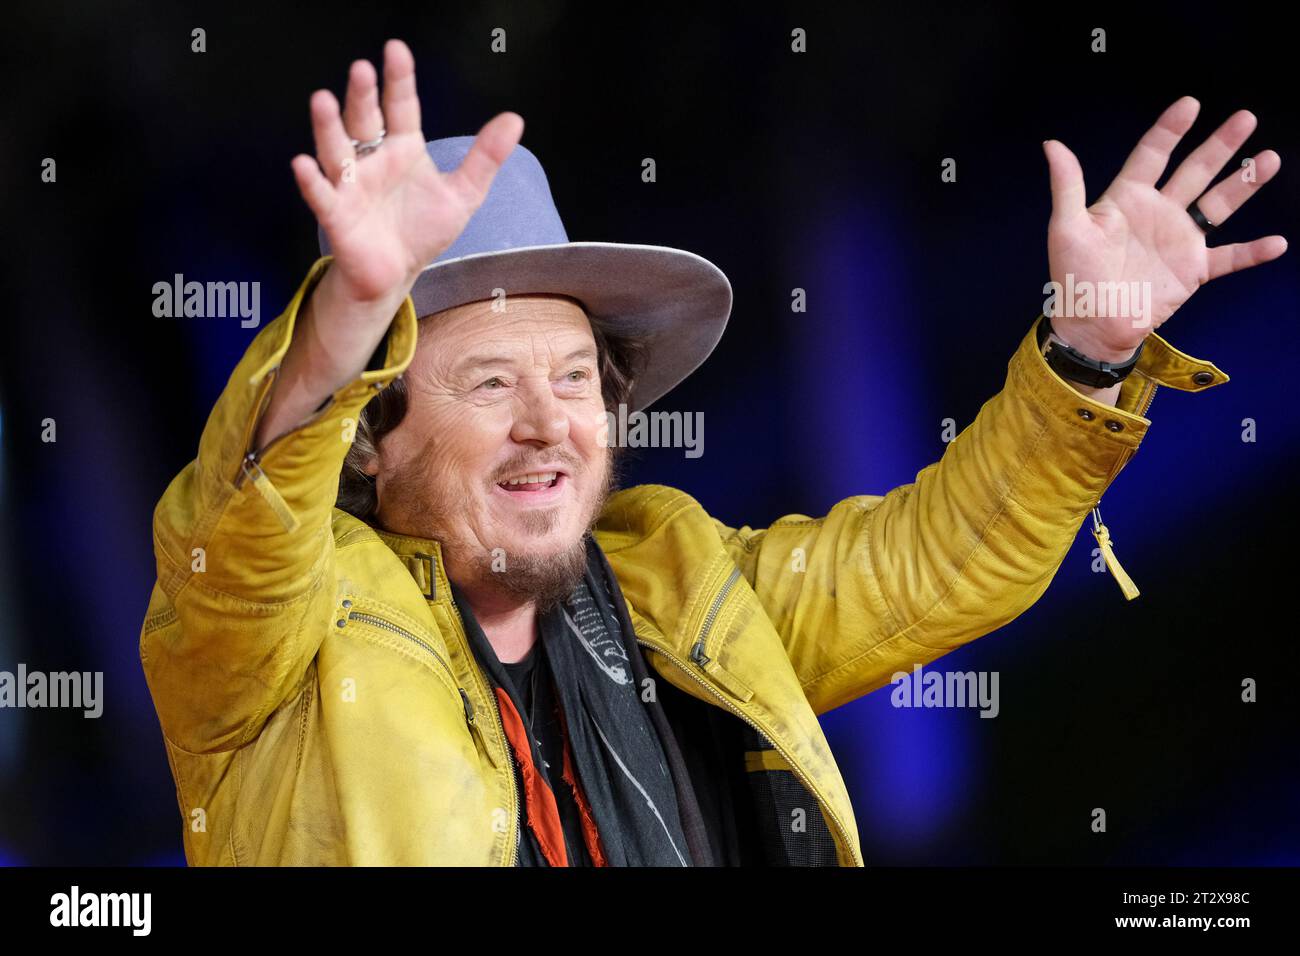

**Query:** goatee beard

left=468, top=530, right=593, bottom=616
left=375, top=444, right=623, bottom=615
left=457, top=447, right=621, bottom=613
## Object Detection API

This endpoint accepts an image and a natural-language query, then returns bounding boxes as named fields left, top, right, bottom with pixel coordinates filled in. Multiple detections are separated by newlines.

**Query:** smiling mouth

left=495, top=471, right=564, bottom=494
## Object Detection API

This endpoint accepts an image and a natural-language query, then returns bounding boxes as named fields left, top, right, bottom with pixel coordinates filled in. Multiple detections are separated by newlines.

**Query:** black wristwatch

left=1035, top=315, right=1144, bottom=389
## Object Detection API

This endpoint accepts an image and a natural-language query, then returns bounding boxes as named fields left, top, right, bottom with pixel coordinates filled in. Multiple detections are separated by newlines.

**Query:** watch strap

left=1035, top=316, right=1144, bottom=388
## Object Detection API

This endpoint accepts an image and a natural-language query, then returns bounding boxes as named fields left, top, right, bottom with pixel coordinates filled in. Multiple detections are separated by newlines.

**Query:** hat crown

left=318, top=137, right=570, bottom=263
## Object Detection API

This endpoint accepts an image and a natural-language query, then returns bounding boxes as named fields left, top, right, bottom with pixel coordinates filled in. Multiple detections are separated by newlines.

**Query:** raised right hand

left=255, top=40, right=522, bottom=452
left=292, top=38, right=523, bottom=307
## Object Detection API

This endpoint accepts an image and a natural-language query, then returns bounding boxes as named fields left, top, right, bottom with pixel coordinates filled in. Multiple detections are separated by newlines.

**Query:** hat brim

left=408, top=242, right=732, bottom=413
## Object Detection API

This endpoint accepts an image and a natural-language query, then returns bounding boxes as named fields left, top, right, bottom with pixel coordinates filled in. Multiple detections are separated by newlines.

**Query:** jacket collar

left=364, top=490, right=707, bottom=663
left=366, top=515, right=691, bottom=665
left=372, top=527, right=452, bottom=605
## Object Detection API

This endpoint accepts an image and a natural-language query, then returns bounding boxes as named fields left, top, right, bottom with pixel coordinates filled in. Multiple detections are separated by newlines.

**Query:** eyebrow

left=454, top=346, right=597, bottom=375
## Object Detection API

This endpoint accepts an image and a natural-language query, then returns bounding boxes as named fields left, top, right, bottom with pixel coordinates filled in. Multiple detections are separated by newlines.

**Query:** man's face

left=365, top=294, right=614, bottom=610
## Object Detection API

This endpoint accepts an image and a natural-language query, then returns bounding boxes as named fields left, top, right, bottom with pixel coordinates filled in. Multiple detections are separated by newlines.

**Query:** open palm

left=1044, top=97, right=1285, bottom=361
left=290, top=39, right=523, bottom=305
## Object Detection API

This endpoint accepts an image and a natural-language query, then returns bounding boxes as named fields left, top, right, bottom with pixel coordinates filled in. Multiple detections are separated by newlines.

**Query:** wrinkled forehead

left=413, top=293, right=596, bottom=368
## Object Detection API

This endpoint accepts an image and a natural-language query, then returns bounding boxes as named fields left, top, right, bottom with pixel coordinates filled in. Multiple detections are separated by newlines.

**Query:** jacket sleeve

left=140, top=256, right=418, bottom=753
left=712, top=314, right=1228, bottom=716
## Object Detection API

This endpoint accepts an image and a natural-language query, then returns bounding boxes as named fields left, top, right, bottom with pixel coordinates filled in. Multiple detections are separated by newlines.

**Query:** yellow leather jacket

left=140, top=257, right=1227, bottom=866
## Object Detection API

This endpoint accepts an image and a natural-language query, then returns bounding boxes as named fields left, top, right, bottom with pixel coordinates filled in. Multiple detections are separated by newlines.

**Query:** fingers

left=291, top=154, right=337, bottom=221
left=1115, top=96, right=1200, bottom=188
left=381, top=38, right=421, bottom=135
left=1162, top=109, right=1258, bottom=205
left=446, top=111, right=525, bottom=207
left=342, top=58, right=384, bottom=142
left=1206, top=234, right=1288, bottom=282
left=310, top=40, right=421, bottom=184
left=1043, top=139, right=1088, bottom=223
left=1194, top=149, right=1281, bottom=227
left=310, top=89, right=354, bottom=182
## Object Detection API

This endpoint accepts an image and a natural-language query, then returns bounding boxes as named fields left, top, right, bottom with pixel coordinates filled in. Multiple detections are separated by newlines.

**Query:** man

left=140, top=40, right=1284, bottom=865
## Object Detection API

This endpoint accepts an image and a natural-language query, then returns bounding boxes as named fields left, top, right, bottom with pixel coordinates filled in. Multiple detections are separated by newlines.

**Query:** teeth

left=501, top=472, right=558, bottom=486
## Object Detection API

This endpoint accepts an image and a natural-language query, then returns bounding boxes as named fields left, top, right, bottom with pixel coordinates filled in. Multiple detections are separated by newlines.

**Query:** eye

left=479, top=376, right=505, bottom=390
left=565, top=369, right=590, bottom=382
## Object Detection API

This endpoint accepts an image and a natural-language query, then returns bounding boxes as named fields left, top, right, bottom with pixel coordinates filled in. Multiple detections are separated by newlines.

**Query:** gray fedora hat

left=318, top=136, right=733, bottom=413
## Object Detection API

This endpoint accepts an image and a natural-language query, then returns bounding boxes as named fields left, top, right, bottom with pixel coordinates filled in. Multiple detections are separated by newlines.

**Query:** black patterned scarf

left=452, top=535, right=714, bottom=866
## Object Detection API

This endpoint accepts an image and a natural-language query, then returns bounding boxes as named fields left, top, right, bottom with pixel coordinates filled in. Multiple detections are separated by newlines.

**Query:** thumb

left=1043, top=139, right=1087, bottom=224
left=292, top=154, right=338, bottom=223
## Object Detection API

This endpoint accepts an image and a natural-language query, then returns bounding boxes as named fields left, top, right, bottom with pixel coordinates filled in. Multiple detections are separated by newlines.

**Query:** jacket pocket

left=334, top=603, right=460, bottom=697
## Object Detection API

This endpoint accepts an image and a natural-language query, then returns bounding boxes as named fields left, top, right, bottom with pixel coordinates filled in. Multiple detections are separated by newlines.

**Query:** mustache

left=490, top=452, right=584, bottom=483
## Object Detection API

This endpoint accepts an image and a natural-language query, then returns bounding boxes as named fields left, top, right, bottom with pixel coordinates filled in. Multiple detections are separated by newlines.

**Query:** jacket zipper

left=637, top=632, right=862, bottom=867
left=342, top=610, right=458, bottom=685
left=669, top=562, right=860, bottom=866
left=1138, top=381, right=1158, bottom=417
left=444, top=596, right=520, bottom=867
left=339, top=608, right=493, bottom=763
left=689, top=566, right=740, bottom=665
left=231, top=366, right=338, bottom=532
left=1089, top=377, right=1156, bottom=601
left=688, top=567, right=754, bottom=700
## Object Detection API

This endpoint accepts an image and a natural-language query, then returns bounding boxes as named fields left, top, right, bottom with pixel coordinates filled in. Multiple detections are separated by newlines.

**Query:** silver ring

left=351, top=128, right=386, bottom=157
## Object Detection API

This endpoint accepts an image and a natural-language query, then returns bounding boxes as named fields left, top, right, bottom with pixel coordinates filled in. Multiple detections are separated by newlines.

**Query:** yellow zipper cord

left=1091, top=506, right=1139, bottom=600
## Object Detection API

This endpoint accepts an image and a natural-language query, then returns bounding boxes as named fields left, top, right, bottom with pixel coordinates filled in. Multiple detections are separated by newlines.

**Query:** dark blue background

left=1, top=1, right=1296, bottom=865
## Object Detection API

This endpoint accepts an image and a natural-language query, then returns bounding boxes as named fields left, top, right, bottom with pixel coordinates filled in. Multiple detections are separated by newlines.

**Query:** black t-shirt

left=501, top=641, right=593, bottom=866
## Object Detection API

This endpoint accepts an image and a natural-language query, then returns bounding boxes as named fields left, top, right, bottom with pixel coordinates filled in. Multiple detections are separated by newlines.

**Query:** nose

left=510, top=376, right=569, bottom=447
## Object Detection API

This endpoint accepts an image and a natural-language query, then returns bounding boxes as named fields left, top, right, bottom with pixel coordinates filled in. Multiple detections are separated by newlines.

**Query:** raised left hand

left=1042, top=97, right=1286, bottom=362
